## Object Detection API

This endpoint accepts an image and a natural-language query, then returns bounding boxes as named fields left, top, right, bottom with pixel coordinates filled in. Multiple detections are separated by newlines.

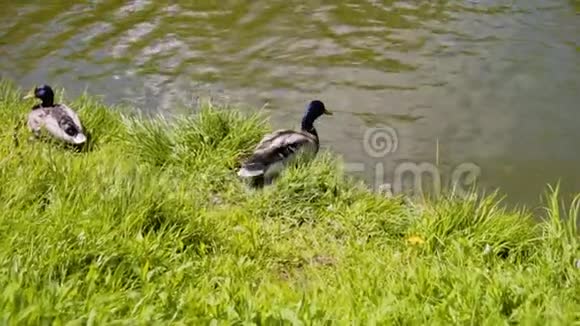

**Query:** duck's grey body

left=28, top=103, right=86, bottom=145
left=237, top=129, right=319, bottom=179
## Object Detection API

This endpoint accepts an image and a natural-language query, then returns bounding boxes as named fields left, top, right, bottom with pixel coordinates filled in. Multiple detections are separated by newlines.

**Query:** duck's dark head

left=301, top=100, right=332, bottom=132
left=23, top=84, right=55, bottom=107
left=306, top=100, right=332, bottom=119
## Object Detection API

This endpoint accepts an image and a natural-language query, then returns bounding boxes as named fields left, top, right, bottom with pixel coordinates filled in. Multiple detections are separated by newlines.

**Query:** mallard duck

left=23, top=85, right=87, bottom=145
left=238, top=100, right=332, bottom=185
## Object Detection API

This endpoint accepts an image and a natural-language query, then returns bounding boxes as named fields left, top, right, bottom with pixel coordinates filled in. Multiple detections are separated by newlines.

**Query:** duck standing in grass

left=238, top=100, right=332, bottom=186
left=23, top=85, right=87, bottom=146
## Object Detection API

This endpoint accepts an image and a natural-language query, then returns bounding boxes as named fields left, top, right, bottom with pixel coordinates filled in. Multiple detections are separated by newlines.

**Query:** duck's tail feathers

left=238, top=161, right=267, bottom=178
left=70, top=133, right=87, bottom=145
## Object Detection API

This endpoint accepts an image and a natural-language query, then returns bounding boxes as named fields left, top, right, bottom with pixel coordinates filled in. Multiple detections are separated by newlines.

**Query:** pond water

left=1, top=1, right=579, bottom=208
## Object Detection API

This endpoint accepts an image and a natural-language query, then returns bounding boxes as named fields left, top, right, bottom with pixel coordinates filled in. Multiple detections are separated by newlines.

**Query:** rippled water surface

left=1, top=1, right=579, bottom=207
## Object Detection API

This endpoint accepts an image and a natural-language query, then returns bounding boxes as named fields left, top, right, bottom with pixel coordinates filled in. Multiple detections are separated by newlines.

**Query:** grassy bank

left=0, top=79, right=578, bottom=324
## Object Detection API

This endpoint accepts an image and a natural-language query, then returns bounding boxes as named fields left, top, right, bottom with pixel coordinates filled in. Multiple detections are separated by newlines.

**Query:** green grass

left=0, top=79, right=579, bottom=325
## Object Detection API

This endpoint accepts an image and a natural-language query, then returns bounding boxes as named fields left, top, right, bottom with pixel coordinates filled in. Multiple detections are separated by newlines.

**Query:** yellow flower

left=406, top=235, right=425, bottom=245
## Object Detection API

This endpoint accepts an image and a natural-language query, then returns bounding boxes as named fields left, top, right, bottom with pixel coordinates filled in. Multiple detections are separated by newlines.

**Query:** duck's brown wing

left=50, top=105, right=83, bottom=137
left=253, top=129, right=295, bottom=150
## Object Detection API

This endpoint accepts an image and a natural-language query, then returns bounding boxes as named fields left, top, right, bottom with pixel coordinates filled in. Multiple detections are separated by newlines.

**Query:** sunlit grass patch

left=0, top=79, right=578, bottom=324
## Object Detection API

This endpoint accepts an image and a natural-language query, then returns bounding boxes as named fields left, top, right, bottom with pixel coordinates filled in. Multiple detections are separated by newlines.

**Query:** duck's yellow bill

left=22, top=89, right=35, bottom=100
left=324, top=109, right=333, bottom=115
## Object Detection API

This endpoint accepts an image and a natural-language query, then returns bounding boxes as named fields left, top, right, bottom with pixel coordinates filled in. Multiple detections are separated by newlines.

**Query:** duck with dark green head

left=23, top=84, right=87, bottom=145
left=238, top=100, right=332, bottom=185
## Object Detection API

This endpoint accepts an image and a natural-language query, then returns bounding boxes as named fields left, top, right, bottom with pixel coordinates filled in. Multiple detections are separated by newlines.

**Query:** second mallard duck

left=23, top=84, right=87, bottom=145
left=238, top=100, right=332, bottom=185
